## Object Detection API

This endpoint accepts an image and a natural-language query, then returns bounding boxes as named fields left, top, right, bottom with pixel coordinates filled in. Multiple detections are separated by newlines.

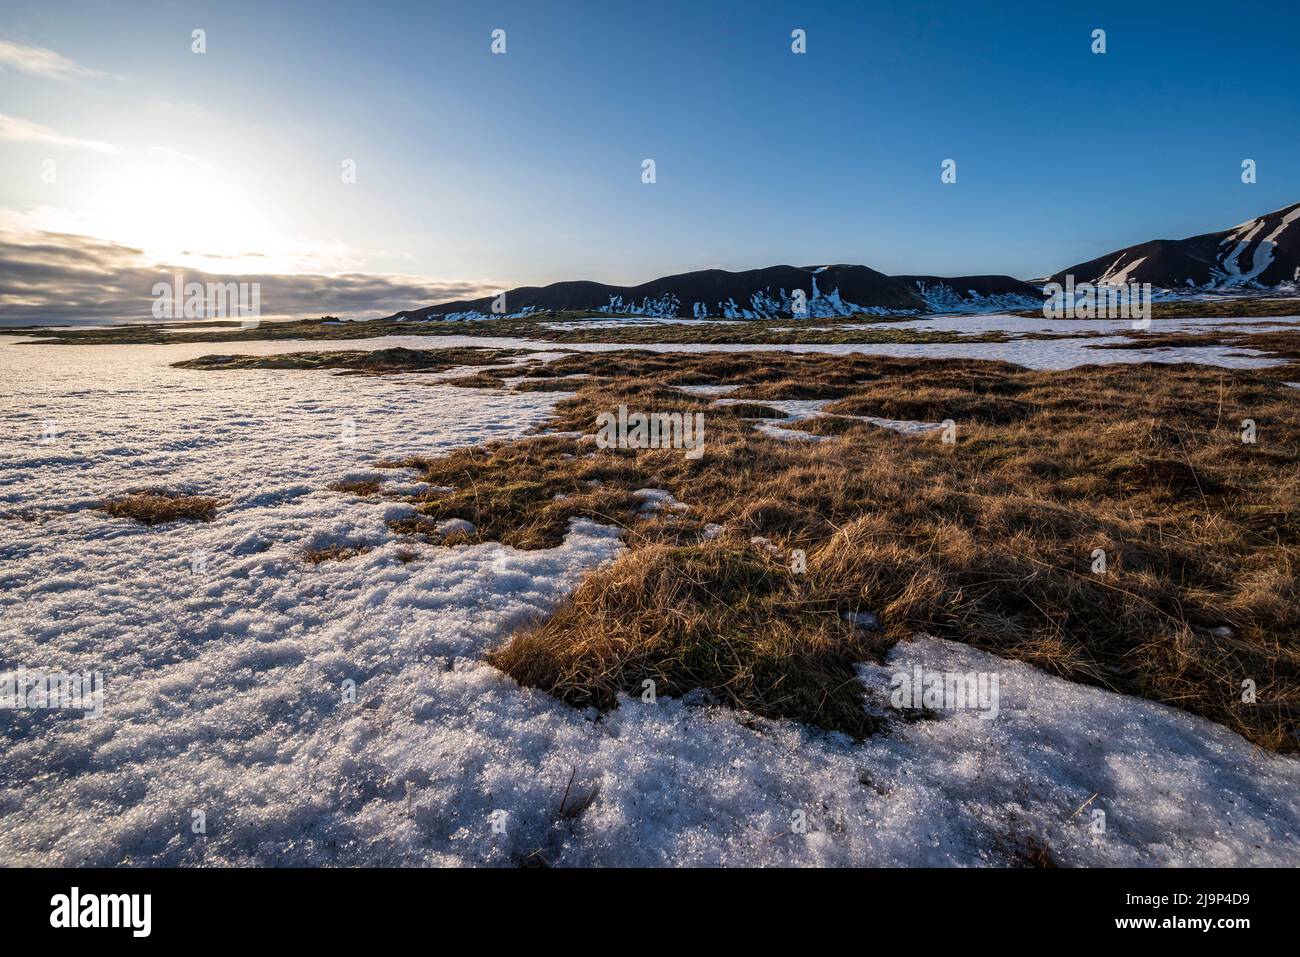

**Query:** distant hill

left=1051, top=202, right=1300, bottom=291
left=388, top=265, right=1040, bottom=320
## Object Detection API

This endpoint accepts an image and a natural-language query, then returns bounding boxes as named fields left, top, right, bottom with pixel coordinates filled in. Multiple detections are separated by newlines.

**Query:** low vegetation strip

left=171, top=346, right=528, bottom=374
left=99, top=492, right=222, bottom=525
left=10, top=296, right=1300, bottom=347
left=190, top=346, right=1300, bottom=749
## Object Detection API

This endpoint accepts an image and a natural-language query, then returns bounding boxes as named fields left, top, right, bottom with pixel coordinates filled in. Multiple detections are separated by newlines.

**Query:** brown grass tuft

left=303, top=543, right=373, bottom=564
left=100, top=492, right=221, bottom=525
left=328, top=478, right=383, bottom=496
left=488, top=541, right=888, bottom=737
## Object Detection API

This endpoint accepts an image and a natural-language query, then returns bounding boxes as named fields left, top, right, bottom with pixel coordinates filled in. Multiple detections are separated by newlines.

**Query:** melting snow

left=712, top=396, right=954, bottom=441
left=2, top=336, right=1297, bottom=866
left=269, top=330, right=1285, bottom=373
left=672, top=384, right=743, bottom=397
left=541, top=318, right=741, bottom=331
left=631, top=488, right=688, bottom=512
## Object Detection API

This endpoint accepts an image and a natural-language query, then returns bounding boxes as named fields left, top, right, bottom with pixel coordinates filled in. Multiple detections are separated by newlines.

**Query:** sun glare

left=91, top=153, right=282, bottom=272
left=28, top=149, right=341, bottom=276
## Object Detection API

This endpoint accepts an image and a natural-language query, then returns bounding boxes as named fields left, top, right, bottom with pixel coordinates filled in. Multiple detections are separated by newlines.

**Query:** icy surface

left=631, top=488, right=689, bottom=512
left=2, top=337, right=1298, bottom=866
left=859, top=415, right=946, bottom=435
left=713, top=398, right=831, bottom=420
left=712, top=397, right=945, bottom=441
left=755, top=422, right=829, bottom=443
left=839, top=312, right=1300, bottom=337
left=137, top=328, right=1285, bottom=372
left=672, top=384, right=742, bottom=396
left=541, top=318, right=742, bottom=331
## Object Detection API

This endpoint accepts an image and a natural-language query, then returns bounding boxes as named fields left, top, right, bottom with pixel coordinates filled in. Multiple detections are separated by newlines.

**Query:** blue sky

left=1, top=0, right=1298, bottom=320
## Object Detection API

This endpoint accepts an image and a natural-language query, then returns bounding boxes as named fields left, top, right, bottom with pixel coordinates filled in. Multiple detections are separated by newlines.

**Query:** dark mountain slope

left=1050, top=203, right=1300, bottom=290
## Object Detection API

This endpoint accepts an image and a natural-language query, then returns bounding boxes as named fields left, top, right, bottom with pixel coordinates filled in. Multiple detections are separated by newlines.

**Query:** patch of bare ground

left=1006, top=833, right=1061, bottom=867
left=99, top=492, right=222, bottom=525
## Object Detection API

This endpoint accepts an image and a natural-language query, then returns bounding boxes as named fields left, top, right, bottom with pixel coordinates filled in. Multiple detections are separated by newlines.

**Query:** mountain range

left=390, top=203, right=1300, bottom=321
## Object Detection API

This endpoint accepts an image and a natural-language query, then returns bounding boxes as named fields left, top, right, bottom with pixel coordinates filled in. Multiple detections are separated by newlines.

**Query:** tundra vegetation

left=175, top=341, right=1300, bottom=750
left=99, top=491, right=223, bottom=525
left=11, top=296, right=1300, bottom=348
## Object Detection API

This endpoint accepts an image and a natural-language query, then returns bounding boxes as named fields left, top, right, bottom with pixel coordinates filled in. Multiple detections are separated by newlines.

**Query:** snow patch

left=631, top=488, right=688, bottom=513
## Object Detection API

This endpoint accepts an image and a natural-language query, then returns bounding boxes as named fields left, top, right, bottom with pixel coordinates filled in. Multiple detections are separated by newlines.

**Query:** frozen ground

left=113, top=325, right=1276, bottom=372
left=540, top=318, right=743, bottom=330
left=2, top=334, right=1298, bottom=866
left=851, top=312, right=1300, bottom=337
left=709, top=397, right=944, bottom=442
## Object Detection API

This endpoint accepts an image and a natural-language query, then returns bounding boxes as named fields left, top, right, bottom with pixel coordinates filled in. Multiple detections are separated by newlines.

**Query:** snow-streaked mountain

left=1051, top=202, right=1300, bottom=292
left=390, top=202, right=1300, bottom=322
left=389, top=266, right=1040, bottom=321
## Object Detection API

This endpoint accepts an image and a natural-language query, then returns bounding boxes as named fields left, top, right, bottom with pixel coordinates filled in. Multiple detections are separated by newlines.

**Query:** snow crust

left=206, top=328, right=1284, bottom=373
left=2, top=336, right=1297, bottom=866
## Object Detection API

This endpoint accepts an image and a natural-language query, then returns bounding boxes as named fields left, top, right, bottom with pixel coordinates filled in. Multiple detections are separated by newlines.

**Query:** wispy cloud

left=0, top=38, right=103, bottom=80
left=148, top=145, right=214, bottom=170
left=0, top=225, right=495, bottom=325
left=0, top=113, right=117, bottom=153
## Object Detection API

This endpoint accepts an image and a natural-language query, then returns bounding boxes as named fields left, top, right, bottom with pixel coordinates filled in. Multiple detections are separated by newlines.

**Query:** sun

left=87, top=151, right=280, bottom=272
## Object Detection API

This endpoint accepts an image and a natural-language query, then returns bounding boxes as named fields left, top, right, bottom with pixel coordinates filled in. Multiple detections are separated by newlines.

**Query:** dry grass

left=100, top=492, right=222, bottom=525
left=172, top=346, right=527, bottom=374
left=375, top=349, right=1300, bottom=748
left=386, top=437, right=650, bottom=550
left=328, top=478, right=384, bottom=496
left=492, top=541, right=889, bottom=737
left=1009, top=834, right=1060, bottom=867
left=303, top=543, right=373, bottom=564
left=444, top=370, right=510, bottom=389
